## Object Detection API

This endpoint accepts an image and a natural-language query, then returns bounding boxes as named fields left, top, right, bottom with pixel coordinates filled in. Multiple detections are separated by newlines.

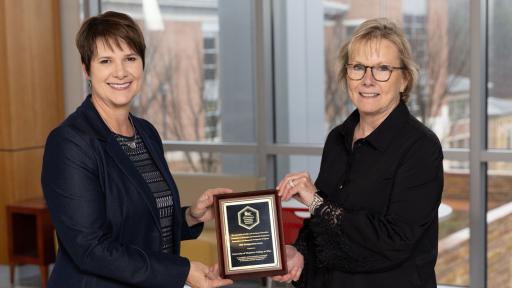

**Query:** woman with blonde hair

left=274, top=18, right=443, bottom=288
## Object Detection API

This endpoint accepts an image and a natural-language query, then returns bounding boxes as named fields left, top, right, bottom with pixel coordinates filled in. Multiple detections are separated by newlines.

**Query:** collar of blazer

left=74, top=95, right=182, bottom=235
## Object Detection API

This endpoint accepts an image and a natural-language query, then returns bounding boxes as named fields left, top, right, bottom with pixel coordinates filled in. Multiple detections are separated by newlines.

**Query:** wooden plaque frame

left=213, top=189, right=287, bottom=280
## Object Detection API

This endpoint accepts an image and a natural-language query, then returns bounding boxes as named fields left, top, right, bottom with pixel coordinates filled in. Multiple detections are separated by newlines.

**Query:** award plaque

left=213, top=189, right=287, bottom=279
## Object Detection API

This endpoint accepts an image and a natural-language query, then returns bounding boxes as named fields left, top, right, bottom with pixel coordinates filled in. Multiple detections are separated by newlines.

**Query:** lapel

left=79, top=96, right=161, bottom=233
left=104, top=137, right=162, bottom=233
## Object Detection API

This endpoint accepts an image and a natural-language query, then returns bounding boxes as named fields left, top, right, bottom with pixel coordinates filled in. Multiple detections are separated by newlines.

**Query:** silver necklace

left=103, top=115, right=137, bottom=149
left=126, top=116, right=137, bottom=149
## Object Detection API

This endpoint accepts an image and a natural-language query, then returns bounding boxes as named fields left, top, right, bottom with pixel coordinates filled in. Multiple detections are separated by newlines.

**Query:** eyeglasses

left=346, top=64, right=404, bottom=82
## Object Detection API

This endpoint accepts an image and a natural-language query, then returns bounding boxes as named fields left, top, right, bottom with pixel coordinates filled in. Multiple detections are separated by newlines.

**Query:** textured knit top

left=115, top=132, right=174, bottom=253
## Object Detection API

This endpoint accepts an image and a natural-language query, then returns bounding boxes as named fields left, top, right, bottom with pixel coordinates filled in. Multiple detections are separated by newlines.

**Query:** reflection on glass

left=323, top=0, right=469, bottom=149
left=487, top=162, right=512, bottom=287
left=437, top=160, right=469, bottom=286
left=488, top=0, right=512, bottom=149
left=164, top=151, right=256, bottom=176
left=100, top=0, right=256, bottom=143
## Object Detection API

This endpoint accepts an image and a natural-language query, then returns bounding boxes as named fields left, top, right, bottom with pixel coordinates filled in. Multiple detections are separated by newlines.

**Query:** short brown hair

left=337, top=18, right=418, bottom=102
left=76, top=11, right=146, bottom=74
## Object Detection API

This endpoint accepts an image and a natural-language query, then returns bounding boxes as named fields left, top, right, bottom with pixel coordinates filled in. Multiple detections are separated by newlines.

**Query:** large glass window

left=487, top=1, right=512, bottom=284
left=322, top=0, right=470, bottom=150
left=100, top=0, right=256, bottom=145
left=100, top=0, right=258, bottom=174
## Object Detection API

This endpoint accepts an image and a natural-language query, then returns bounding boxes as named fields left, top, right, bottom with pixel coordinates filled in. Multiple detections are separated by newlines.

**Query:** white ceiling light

left=143, top=0, right=164, bottom=31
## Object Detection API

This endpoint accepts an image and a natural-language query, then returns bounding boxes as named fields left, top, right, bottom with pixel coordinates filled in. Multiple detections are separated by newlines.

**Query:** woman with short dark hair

left=42, top=11, right=233, bottom=288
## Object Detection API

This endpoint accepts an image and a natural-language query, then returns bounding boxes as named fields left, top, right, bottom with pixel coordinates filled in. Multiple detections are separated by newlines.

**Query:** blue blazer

left=42, top=96, right=203, bottom=287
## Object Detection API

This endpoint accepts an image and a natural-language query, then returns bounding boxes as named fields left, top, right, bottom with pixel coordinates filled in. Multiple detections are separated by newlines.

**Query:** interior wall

left=0, top=0, right=64, bottom=264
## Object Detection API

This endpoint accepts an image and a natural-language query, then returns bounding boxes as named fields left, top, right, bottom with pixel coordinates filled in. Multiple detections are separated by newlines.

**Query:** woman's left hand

left=276, top=171, right=317, bottom=206
left=187, top=188, right=233, bottom=226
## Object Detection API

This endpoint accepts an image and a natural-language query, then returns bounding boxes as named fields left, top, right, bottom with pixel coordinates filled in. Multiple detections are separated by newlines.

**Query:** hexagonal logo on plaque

left=238, top=206, right=260, bottom=230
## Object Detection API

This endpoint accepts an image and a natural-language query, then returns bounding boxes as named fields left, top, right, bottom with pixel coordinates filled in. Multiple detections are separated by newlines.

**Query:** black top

left=115, top=133, right=174, bottom=253
left=293, top=101, right=444, bottom=288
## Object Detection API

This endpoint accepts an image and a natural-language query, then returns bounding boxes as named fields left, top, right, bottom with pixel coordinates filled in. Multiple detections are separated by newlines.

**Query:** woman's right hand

left=186, top=261, right=233, bottom=288
left=276, top=171, right=317, bottom=206
left=272, top=245, right=304, bottom=283
left=187, top=188, right=234, bottom=226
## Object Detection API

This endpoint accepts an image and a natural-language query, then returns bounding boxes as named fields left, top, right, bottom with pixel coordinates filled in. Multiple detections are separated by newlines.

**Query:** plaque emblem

left=237, top=206, right=259, bottom=230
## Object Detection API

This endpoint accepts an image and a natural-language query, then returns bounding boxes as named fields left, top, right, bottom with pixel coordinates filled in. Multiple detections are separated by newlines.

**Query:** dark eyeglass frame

left=346, top=64, right=404, bottom=82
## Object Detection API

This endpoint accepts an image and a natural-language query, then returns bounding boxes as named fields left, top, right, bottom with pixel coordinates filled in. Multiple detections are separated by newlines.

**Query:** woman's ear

left=400, top=72, right=408, bottom=93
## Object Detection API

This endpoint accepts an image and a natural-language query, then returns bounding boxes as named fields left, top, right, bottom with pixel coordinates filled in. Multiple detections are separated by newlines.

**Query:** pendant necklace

left=126, top=116, right=137, bottom=149
left=103, top=114, right=137, bottom=149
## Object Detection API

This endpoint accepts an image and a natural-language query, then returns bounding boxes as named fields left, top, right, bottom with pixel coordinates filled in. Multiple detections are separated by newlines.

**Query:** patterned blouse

left=115, top=132, right=174, bottom=253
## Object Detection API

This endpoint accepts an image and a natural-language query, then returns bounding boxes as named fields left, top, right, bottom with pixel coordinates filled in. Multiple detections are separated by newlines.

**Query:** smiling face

left=86, top=38, right=143, bottom=110
left=347, top=39, right=407, bottom=120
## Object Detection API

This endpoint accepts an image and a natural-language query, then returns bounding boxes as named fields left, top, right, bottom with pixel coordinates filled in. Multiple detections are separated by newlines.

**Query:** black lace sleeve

left=310, top=200, right=388, bottom=272
left=308, top=200, right=360, bottom=271
left=289, top=199, right=345, bottom=287
left=308, top=199, right=428, bottom=273
left=316, top=200, right=345, bottom=225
